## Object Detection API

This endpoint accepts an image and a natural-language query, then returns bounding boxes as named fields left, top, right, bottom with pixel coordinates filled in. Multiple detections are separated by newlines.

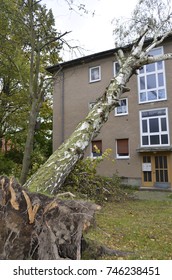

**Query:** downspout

left=61, top=70, right=65, bottom=143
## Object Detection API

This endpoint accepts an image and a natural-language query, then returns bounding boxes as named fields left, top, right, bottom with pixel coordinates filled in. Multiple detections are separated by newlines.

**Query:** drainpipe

left=61, top=70, right=65, bottom=144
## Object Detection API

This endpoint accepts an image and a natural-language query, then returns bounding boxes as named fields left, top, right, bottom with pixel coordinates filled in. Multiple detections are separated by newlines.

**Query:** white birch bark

left=24, top=31, right=172, bottom=195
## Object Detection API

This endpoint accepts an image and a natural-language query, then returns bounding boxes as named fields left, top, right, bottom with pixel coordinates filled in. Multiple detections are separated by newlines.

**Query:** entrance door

left=142, top=154, right=170, bottom=188
left=154, top=155, right=169, bottom=188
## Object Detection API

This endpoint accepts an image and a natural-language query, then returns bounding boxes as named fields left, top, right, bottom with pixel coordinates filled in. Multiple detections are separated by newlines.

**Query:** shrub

left=0, top=152, right=16, bottom=176
left=63, top=149, right=123, bottom=204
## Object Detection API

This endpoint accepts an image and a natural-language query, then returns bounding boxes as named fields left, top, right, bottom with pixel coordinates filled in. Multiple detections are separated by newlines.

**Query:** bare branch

left=40, top=31, right=72, bottom=51
left=145, top=30, right=172, bottom=54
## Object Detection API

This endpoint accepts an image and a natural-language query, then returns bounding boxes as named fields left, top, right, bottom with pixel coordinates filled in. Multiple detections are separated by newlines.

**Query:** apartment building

left=47, top=36, right=172, bottom=189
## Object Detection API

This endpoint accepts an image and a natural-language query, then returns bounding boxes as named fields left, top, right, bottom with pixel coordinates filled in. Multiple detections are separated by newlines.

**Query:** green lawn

left=84, top=195, right=172, bottom=259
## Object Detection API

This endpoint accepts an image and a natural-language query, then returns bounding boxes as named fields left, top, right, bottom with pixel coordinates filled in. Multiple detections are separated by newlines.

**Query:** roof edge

left=46, top=47, right=120, bottom=73
left=46, top=35, right=172, bottom=74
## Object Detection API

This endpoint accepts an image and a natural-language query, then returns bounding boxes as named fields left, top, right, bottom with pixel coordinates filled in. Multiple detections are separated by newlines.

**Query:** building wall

left=53, top=41, right=172, bottom=188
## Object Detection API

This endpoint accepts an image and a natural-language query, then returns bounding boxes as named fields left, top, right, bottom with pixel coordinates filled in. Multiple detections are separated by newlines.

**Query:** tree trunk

left=20, top=99, right=39, bottom=185
left=20, top=0, right=42, bottom=185
left=0, top=176, right=100, bottom=260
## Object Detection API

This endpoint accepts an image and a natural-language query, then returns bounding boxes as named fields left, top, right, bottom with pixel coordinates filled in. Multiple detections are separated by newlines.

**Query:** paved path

left=133, top=190, right=172, bottom=201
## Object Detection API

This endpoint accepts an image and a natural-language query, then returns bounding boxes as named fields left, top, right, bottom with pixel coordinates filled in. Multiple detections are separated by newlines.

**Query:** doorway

left=142, top=154, right=171, bottom=188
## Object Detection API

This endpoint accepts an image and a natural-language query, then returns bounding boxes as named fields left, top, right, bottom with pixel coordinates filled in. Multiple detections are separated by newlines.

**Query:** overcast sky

left=42, top=0, right=138, bottom=60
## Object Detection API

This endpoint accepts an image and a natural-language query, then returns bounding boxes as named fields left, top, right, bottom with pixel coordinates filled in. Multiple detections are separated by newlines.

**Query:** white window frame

left=113, top=61, right=120, bottom=76
left=116, top=139, right=130, bottom=159
left=138, top=46, right=167, bottom=104
left=115, top=98, right=128, bottom=116
left=89, top=66, right=101, bottom=83
left=140, top=108, right=170, bottom=147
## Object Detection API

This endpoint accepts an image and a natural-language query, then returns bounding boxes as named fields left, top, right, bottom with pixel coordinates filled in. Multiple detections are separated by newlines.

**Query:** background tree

left=29, top=98, right=53, bottom=176
left=112, top=0, right=172, bottom=47
left=25, top=0, right=172, bottom=194
left=0, top=0, right=30, bottom=175
left=18, top=0, right=62, bottom=184
left=0, top=0, right=62, bottom=181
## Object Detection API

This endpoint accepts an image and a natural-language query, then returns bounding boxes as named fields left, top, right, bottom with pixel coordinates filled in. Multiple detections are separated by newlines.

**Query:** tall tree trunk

left=20, top=99, right=39, bottom=185
left=20, top=0, right=42, bottom=184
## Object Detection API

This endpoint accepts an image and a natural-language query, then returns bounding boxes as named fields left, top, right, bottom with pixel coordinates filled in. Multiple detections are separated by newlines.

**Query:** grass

left=84, top=194, right=172, bottom=260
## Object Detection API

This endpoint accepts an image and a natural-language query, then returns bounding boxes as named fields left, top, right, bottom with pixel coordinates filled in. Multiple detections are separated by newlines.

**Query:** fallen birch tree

left=1, top=0, right=172, bottom=260
left=25, top=3, right=172, bottom=195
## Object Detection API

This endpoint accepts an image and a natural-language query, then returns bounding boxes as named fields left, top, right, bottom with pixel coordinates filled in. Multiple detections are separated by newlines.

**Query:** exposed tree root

left=0, top=176, right=100, bottom=260
left=81, top=238, right=133, bottom=259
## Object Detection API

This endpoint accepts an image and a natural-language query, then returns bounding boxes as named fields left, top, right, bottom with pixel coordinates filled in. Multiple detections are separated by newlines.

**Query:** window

left=113, top=61, right=120, bottom=76
left=91, top=140, right=102, bottom=157
left=116, top=139, right=129, bottom=158
left=115, top=98, right=128, bottom=116
left=89, top=66, right=101, bottom=82
left=143, top=156, right=152, bottom=182
left=140, top=108, right=169, bottom=147
left=138, top=47, right=166, bottom=103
